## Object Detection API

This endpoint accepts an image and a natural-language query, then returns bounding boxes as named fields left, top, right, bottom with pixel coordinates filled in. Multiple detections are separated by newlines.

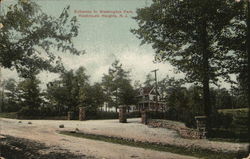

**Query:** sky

left=1, top=0, right=231, bottom=88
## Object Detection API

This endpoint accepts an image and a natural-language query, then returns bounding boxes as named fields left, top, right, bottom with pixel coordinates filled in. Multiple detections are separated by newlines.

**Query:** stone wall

left=79, top=107, right=86, bottom=121
left=141, top=111, right=148, bottom=124
left=119, top=106, right=127, bottom=123
left=148, top=119, right=203, bottom=139
left=67, top=111, right=73, bottom=120
left=195, top=116, right=207, bottom=139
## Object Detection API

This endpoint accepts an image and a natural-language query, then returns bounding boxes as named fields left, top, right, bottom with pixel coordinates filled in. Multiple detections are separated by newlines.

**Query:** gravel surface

left=0, top=135, right=91, bottom=159
left=0, top=118, right=199, bottom=159
left=0, top=118, right=248, bottom=158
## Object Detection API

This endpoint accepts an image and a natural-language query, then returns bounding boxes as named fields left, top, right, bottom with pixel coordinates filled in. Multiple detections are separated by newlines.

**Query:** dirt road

left=0, top=118, right=198, bottom=159
left=0, top=118, right=247, bottom=159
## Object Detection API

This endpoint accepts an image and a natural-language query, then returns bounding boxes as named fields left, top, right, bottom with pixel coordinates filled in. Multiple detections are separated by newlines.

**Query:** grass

left=208, top=137, right=249, bottom=143
left=214, top=108, right=248, bottom=142
left=0, top=112, right=68, bottom=120
left=218, top=108, right=249, bottom=114
left=0, top=112, right=18, bottom=118
left=60, top=131, right=247, bottom=159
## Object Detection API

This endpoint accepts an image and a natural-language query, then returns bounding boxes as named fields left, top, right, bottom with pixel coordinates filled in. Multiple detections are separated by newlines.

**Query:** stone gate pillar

left=195, top=116, right=207, bottom=139
left=119, top=106, right=127, bottom=123
left=141, top=110, right=149, bottom=125
left=79, top=107, right=86, bottom=121
left=67, top=111, right=73, bottom=120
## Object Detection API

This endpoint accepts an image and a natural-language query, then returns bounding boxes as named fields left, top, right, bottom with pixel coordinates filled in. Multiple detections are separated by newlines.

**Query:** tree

left=158, top=76, right=184, bottom=99
left=187, top=85, right=203, bottom=114
left=133, top=80, right=142, bottom=90
left=84, top=83, right=105, bottom=112
left=118, top=79, right=137, bottom=106
left=230, top=78, right=248, bottom=108
left=74, top=67, right=89, bottom=107
left=217, top=1, right=249, bottom=151
left=132, top=0, right=239, bottom=135
left=143, top=73, right=155, bottom=88
left=218, top=0, right=249, bottom=151
left=3, top=78, right=20, bottom=112
left=0, top=0, right=83, bottom=77
left=46, top=79, right=67, bottom=114
left=102, top=60, right=136, bottom=111
left=0, top=80, right=5, bottom=112
left=17, top=74, right=42, bottom=115
left=47, top=67, right=89, bottom=113
left=158, top=76, right=187, bottom=112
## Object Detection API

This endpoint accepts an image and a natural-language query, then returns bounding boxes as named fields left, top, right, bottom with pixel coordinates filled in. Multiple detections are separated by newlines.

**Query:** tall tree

left=218, top=1, right=249, bottom=151
left=132, top=0, right=239, bottom=136
left=84, top=83, right=105, bottom=112
left=133, top=80, right=142, bottom=90
left=17, top=74, right=42, bottom=114
left=0, top=0, right=83, bottom=77
left=46, top=79, right=67, bottom=114
left=247, top=3, right=250, bottom=153
left=158, top=76, right=184, bottom=102
left=47, top=67, right=89, bottom=113
left=143, top=73, right=155, bottom=88
left=102, top=60, right=135, bottom=111
left=4, top=78, right=20, bottom=112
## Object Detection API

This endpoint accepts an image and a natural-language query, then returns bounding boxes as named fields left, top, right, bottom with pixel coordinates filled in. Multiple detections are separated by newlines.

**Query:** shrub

left=81, top=111, right=119, bottom=120
left=18, top=106, right=39, bottom=117
left=127, top=111, right=141, bottom=118
left=211, top=112, right=233, bottom=129
left=210, top=109, right=248, bottom=141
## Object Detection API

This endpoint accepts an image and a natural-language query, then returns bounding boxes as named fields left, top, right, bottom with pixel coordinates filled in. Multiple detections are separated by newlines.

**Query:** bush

left=89, top=111, right=119, bottom=119
left=210, top=109, right=248, bottom=141
left=166, top=108, right=178, bottom=120
left=77, top=110, right=141, bottom=120
left=148, top=111, right=165, bottom=119
left=3, top=102, right=20, bottom=112
left=0, top=112, right=18, bottom=119
left=127, top=111, right=141, bottom=118
left=211, top=112, right=233, bottom=129
left=18, top=106, right=39, bottom=117
left=38, top=107, right=56, bottom=117
left=182, top=112, right=196, bottom=128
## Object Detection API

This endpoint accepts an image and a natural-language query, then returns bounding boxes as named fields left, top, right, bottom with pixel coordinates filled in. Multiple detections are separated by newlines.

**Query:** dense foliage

left=102, top=60, right=137, bottom=112
left=0, top=0, right=83, bottom=77
left=131, top=0, right=248, bottom=136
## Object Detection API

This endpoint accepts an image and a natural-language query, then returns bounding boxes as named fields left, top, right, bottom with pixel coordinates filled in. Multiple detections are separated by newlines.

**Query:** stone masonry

left=141, top=110, right=148, bottom=125
left=119, top=106, right=127, bottom=123
left=67, top=111, right=73, bottom=120
left=195, top=116, right=207, bottom=139
left=79, top=107, right=86, bottom=121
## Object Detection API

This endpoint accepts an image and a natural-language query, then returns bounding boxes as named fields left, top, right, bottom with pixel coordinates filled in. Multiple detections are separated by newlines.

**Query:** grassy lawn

left=208, top=137, right=249, bottom=143
left=60, top=131, right=247, bottom=159
left=211, top=108, right=248, bottom=143
left=218, top=108, right=249, bottom=114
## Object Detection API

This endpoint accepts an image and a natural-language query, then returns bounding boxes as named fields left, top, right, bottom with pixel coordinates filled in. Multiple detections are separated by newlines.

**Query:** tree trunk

left=1, top=86, right=4, bottom=112
left=246, top=1, right=250, bottom=153
left=201, top=20, right=211, bottom=137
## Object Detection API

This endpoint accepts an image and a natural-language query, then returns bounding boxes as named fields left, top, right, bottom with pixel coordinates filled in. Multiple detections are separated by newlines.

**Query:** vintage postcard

left=0, top=0, right=249, bottom=158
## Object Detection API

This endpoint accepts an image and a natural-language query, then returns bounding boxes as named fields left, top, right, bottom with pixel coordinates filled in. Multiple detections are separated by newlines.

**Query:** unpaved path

left=0, top=118, right=247, bottom=158
left=0, top=118, right=196, bottom=159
